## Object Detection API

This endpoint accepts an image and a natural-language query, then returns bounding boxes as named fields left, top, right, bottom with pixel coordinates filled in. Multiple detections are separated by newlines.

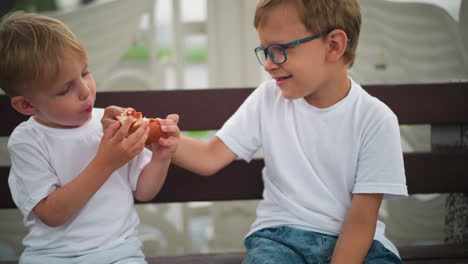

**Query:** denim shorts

left=243, top=226, right=403, bottom=264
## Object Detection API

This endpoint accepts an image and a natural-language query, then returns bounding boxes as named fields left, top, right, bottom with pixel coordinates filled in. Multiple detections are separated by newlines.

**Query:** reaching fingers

left=158, top=118, right=179, bottom=130
left=162, top=124, right=180, bottom=138
left=166, top=114, right=179, bottom=124
left=156, top=118, right=180, bottom=147
left=158, top=119, right=180, bottom=138
left=158, top=136, right=178, bottom=147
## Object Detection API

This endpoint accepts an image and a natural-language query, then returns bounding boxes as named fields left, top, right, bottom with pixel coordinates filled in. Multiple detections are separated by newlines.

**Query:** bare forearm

left=331, top=193, right=383, bottom=264
left=34, top=158, right=116, bottom=227
left=134, top=158, right=170, bottom=201
left=331, top=220, right=376, bottom=264
left=172, top=136, right=235, bottom=176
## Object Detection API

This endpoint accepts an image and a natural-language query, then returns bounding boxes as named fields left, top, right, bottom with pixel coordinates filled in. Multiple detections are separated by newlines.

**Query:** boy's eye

left=57, top=85, right=71, bottom=96
left=82, top=71, right=90, bottom=77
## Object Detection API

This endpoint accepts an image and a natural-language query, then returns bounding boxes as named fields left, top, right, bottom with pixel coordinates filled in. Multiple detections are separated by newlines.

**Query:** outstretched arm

left=101, top=106, right=238, bottom=176
left=172, top=135, right=237, bottom=176
left=134, top=114, right=181, bottom=201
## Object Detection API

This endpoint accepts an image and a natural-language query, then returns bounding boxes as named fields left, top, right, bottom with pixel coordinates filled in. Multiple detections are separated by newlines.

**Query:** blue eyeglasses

left=254, top=31, right=330, bottom=66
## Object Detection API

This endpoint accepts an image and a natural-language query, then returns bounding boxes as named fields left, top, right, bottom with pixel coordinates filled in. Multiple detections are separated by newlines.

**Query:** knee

left=242, top=252, right=283, bottom=264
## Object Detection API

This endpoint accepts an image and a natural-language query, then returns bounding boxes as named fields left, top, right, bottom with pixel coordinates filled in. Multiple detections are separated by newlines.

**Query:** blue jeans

left=243, top=226, right=403, bottom=264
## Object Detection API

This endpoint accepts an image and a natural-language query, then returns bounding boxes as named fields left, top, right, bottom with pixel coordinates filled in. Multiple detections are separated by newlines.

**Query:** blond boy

left=0, top=11, right=179, bottom=263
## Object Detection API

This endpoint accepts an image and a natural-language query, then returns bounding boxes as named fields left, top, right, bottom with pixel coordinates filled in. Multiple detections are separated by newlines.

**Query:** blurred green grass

left=122, top=41, right=207, bottom=63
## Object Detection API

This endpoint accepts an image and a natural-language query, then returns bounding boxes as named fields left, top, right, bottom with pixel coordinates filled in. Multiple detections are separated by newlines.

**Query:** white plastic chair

left=351, top=0, right=468, bottom=84
left=45, top=0, right=155, bottom=87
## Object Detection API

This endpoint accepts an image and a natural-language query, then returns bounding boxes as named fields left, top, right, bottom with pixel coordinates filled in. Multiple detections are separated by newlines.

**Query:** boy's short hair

left=0, top=11, right=87, bottom=97
left=254, top=0, right=361, bottom=67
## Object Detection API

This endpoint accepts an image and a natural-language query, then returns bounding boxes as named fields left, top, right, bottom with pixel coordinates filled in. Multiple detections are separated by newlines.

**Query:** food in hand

left=116, top=109, right=164, bottom=145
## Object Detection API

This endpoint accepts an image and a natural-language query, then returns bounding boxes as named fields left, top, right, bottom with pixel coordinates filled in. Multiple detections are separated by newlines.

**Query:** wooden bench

left=1, top=83, right=468, bottom=264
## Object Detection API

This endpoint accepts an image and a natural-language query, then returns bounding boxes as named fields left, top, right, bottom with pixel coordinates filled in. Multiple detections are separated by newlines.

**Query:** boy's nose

left=78, top=82, right=91, bottom=100
left=263, top=56, right=278, bottom=72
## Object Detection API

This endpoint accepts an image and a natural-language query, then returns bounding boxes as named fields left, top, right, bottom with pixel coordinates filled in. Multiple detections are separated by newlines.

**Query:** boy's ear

left=325, top=29, right=348, bottom=63
left=10, top=96, right=37, bottom=116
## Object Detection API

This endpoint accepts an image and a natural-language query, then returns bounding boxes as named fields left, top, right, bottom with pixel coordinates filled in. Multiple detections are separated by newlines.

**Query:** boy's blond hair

left=0, top=11, right=87, bottom=97
left=254, top=0, right=361, bottom=67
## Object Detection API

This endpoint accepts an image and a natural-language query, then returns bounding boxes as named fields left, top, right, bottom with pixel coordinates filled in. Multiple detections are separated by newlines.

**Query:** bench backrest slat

left=1, top=151, right=467, bottom=208
left=2, top=83, right=468, bottom=137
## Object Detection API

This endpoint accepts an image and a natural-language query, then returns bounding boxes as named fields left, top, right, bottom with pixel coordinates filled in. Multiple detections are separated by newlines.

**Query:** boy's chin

left=280, top=90, right=302, bottom=100
left=79, top=113, right=93, bottom=126
left=64, top=113, right=93, bottom=128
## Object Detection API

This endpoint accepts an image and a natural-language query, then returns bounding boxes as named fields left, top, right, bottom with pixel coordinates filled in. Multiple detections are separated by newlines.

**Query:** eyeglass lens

left=255, top=44, right=286, bottom=65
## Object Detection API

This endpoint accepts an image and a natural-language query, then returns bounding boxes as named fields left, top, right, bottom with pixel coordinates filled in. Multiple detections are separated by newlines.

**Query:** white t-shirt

left=8, top=108, right=152, bottom=257
left=217, top=78, right=408, bottom=255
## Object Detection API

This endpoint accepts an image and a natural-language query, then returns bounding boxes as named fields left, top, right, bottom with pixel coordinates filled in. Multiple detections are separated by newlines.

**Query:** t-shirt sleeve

left=126, top=148, right=152, bottom=191
left=8, top=143, right=59, bottom=218
left=216, top=86, right=264, bottom=162
left=353, top=114, right=408, bottom=200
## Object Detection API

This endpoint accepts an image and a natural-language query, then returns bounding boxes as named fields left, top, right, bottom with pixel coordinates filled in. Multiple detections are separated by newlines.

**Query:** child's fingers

left=102, top=106, right=126, bottom=130
left=101, top=121, right=122, bottom=143
left=123, top=129, right=149, bottom=158
left=113, top=116, right=133, bottom=141
left=158, top=125, right=179, bottom=143
left=158, top=118, right=177, bottom=126
left=161, top=125, right=180, bottom=138
left=158, top=137, right=175, bottom=146
left=166, top=114, right=179, bottom=124
left=107, top=105, right=126, bottom=116
left=126, top=120, right=149, bottom=147
left=157, top=137, right=167, bottom=146
left=158, top=119, right=180, bottom=134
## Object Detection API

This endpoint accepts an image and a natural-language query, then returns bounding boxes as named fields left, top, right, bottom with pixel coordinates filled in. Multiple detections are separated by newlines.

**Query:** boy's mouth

left=275, top=75, right=292, bottom=86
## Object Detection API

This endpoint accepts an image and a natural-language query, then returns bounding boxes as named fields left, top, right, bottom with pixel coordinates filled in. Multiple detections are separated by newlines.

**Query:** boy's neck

left=304, top=68, right=351, bottom=109
left=33, top=115, right=92, bottom=129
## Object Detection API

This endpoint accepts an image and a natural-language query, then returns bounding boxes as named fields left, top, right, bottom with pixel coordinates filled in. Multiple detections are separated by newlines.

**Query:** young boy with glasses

left=0, top=11, right=180, bottom=263
left=103, top=0, right=407, bottom=263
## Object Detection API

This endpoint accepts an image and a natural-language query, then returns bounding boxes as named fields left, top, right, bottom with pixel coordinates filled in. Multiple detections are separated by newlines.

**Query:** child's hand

left=101, top=105, right=127, bottom=130
left=149, top=114, right=180, bottom=161
left=96, top=116, right=149, bottom=170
